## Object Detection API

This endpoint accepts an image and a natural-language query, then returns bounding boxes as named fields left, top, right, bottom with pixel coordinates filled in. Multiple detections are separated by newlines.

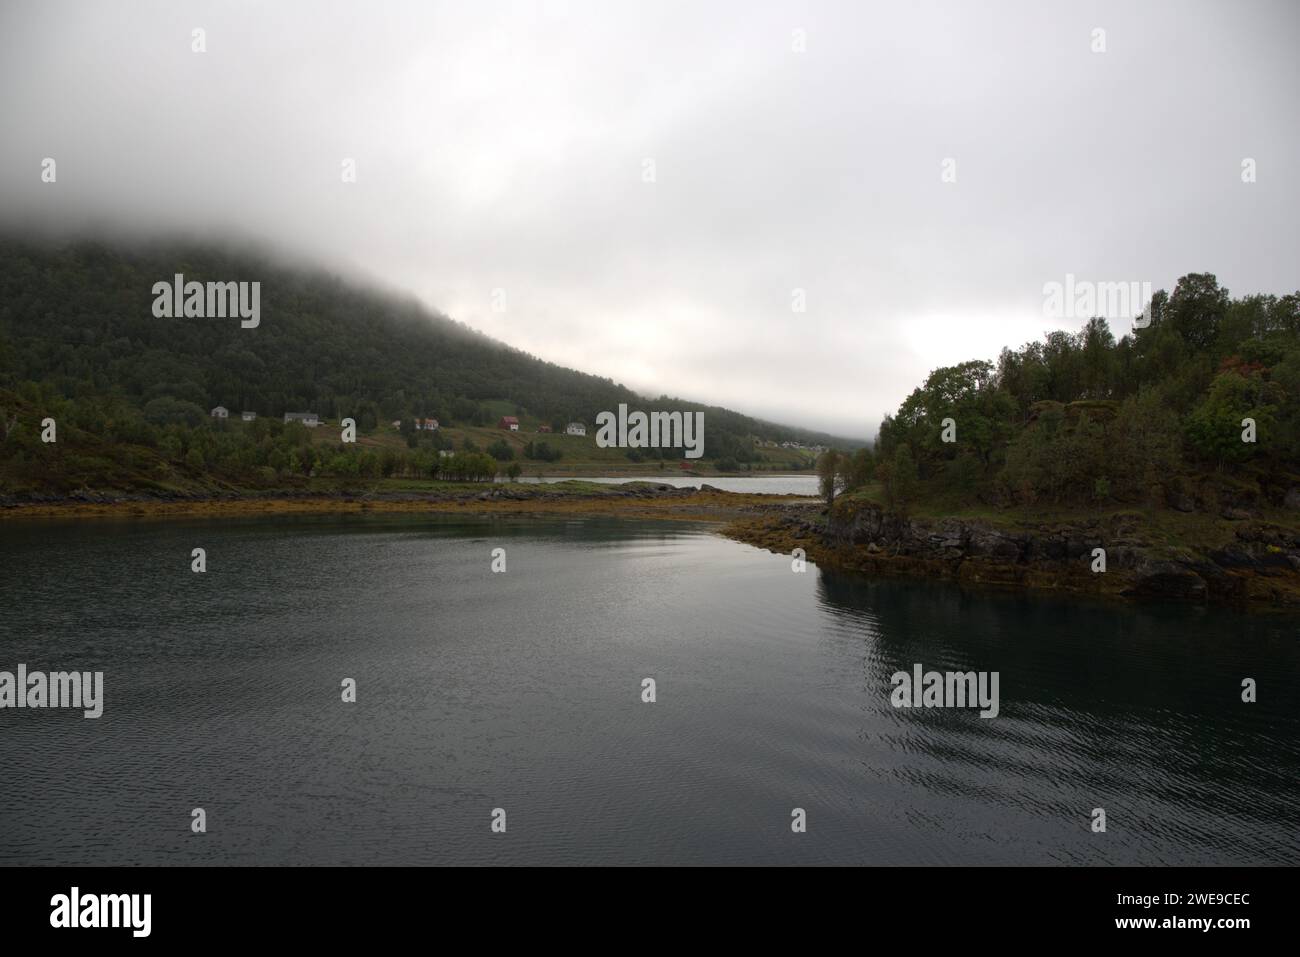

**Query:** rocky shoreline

left=725, top=498, right=1300, bottom=610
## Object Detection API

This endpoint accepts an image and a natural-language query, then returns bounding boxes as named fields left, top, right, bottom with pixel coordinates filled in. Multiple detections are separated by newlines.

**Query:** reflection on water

left=0, top=514, right=1295, bottom=865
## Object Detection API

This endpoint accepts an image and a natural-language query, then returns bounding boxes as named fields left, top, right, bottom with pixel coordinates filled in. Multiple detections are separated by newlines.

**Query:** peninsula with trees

left=739, top=274, right=1300, bottom=608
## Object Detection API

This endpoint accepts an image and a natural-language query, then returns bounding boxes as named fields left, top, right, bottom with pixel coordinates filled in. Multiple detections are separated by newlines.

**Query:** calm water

left=507, top=474, right=819, bottom=494
left=0, top=515, right=1296, bottom=866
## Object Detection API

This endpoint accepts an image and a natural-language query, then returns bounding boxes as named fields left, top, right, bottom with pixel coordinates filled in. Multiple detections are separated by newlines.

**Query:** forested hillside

left=0, top=238, right=853, bottom=494
left=822, top=274, right=1300, bottom=515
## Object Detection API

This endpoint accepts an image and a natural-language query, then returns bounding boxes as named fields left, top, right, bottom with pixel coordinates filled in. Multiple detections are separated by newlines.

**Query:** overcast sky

left=2, top=0, right=1297, bottom=438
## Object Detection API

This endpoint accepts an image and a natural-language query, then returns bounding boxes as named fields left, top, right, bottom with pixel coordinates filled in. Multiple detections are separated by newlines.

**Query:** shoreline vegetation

left=4, top=479, right=1298, bottom=611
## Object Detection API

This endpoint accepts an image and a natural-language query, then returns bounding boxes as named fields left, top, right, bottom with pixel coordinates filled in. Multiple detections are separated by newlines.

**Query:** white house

left=210, top=406, right=229, bottom=419
left=241, top=411, right=257, bottom=422
left=565, top=421, right=586, bottom=436
left=284, top=412, right=321, bottom=427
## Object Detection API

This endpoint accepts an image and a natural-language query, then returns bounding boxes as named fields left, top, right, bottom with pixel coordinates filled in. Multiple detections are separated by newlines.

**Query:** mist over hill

left=0, top=236, right=864, bottom=454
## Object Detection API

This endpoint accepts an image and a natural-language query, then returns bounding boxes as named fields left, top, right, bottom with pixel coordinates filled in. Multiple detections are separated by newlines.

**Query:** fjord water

left=1, top=515, right=1296, bottom=866
left=510, top=474, right=822, bottom=494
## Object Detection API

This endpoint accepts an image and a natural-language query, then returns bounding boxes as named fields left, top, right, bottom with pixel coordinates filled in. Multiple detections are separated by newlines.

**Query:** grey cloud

left=2, top=0, right=1297, bottom=436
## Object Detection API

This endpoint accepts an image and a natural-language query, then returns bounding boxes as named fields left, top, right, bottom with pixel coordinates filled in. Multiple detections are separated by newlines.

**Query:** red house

left=498, top=416, right=520, bottom=431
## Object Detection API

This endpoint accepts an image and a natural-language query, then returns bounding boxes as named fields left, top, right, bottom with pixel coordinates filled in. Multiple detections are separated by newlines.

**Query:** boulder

left=1124, top=561, right=1208, bottom=601
left=967, top=528, right=1024, bottom=561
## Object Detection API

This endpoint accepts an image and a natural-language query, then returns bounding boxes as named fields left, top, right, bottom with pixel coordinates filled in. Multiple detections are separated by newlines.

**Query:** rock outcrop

left=730, top=499, right=1300, bottom=608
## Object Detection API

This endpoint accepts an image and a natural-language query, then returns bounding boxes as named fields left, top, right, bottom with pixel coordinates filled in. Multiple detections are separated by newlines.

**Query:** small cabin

left=565, top=422, right=586, bottom=436
left=499, top=416, right=520, bottom=431
left=210, top=406, right=229, bottom=419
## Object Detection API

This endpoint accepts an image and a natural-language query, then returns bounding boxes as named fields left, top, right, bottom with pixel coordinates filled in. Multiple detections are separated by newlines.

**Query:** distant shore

left=505, top=468, right=814, bottom=481
left=0, top=480, right=816, bottom=523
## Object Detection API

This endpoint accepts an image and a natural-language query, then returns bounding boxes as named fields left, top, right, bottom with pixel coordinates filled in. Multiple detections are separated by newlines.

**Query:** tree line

left=817, top=273, right=1299, bottom=512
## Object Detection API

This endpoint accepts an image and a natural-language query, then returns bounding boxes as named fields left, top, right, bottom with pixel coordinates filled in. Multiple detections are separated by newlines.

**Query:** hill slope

left=0, top=237, right=858, bottom=495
